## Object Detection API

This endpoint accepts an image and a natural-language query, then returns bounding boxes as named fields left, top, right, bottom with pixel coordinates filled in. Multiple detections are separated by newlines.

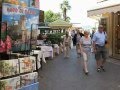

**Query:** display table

left=32, top=50, right=46, bottom=69
left=53, top=44, right=60, bottom=54
left=36, top=46, right=53, bottom=59
left=37, top=40, right=44, bottom=45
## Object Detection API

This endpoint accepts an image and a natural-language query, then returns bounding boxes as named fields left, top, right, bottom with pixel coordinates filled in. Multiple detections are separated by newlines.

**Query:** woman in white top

left=80, top=31, right=92, bottom=75
left=63, top=32, right=71, bottom=58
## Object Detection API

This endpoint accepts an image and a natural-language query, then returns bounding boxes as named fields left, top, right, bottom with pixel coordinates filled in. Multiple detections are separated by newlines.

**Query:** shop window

left=100, top=18, right=107, bottom=32
left=115, top=12, right=120, bottom=54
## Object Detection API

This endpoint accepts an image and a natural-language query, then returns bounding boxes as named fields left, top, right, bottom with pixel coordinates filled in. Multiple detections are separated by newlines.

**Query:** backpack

left=104, top=31, right=107, bottom=44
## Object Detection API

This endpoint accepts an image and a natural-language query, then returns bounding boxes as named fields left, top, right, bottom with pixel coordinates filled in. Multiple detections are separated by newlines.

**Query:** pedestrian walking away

left=92, top=25, right=107, bottom=72
left=76, top=30, right=82, bottom=57
left=74, top=29, right=84, bottom=57
left=63, top=31, right=71, bottom=58
left=79, top=31, right=92, bottom=75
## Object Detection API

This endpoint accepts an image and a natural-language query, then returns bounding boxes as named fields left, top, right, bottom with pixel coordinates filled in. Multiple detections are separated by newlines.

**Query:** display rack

left=0, top=55, right=40, bottom=90
left=0, top=1, right=40, bottom=89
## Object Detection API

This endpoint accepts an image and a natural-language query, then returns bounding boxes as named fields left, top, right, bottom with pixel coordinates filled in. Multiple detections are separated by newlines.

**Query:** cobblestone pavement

left=38, top=48, right=120, bottom=90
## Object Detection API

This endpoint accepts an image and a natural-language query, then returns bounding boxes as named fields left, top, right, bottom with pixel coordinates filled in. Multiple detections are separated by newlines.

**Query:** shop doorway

left=113, top=12, right=120, bottom=59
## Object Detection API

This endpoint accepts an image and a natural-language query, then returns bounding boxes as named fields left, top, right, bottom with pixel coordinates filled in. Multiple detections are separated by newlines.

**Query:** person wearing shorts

left=92, top=25, right=107, bottom=72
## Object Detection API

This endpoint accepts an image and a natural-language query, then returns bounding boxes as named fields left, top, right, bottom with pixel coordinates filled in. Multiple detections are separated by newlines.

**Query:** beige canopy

left=48, top=19, right=72, bottom=29
left=87, top=1, right=120, bottom=17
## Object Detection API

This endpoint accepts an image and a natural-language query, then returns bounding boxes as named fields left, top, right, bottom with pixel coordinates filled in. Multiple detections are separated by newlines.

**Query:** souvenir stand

left=0, top=0, right=40, bottom=90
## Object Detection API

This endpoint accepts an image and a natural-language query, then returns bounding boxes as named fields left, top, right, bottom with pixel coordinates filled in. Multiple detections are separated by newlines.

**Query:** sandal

left=83, top=69, right=89, bottom=75
left=97, top=68, right=101, bottom=72
left=85, top=72, right=89, bottom=75
left=100, top=66, right=106, bottom=72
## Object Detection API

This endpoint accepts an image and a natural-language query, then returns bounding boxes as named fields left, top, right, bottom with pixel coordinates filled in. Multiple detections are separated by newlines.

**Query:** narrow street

left=39, top=48, right=120, bottom=90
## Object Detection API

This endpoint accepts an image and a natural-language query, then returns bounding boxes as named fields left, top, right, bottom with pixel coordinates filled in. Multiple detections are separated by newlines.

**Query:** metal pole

left=5, top=22, right=7, bottom=53
left=30, top=23, right=39, bottom=52
left=30, top=24, right=33, bottom=51
left=0, top=0, right=3, bottom=36
left=0, top=1, right=3, bottom=59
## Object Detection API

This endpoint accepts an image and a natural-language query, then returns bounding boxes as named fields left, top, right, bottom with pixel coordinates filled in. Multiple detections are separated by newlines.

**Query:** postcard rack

left=0, top=54, right=40, bottom=90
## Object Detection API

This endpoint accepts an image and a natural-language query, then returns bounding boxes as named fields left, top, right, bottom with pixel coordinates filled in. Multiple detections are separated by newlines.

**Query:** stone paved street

left=38, top=48, right=120, bottom=90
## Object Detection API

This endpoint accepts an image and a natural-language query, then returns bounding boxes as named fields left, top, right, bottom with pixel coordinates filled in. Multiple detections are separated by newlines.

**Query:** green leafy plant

left=47, top=33, right=65, bottom=44
left=45, top=10, right=62, bottom=23
left=60, top=0, right=71, bottom=21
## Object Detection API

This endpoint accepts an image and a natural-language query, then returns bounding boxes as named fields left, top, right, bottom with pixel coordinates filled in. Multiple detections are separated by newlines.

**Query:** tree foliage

left=66, top=16, right=71, bottom=22
left=60, top=0, right=71, bottom=21
left=47, top=33, right=65, bottom=44
left=45, top=10, right=62, bottom=23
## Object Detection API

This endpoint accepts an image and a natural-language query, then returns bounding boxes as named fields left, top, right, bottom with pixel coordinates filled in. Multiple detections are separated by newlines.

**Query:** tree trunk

left=63, top=8, right=67, bottom=21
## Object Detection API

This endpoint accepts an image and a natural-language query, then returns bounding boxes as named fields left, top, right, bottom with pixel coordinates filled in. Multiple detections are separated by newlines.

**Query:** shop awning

left=38, top=26, right=51, bottom=29
left=88, top=2, right=120, bottom=17
left=48, top=19, right=72, bottom=29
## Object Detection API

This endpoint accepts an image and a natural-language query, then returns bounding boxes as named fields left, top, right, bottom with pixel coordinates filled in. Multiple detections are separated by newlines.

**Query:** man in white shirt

left=92, top=25, right=107, bottom=72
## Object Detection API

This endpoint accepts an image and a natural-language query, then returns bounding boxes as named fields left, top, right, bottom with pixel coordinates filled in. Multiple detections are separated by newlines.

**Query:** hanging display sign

left=19, top=0, right=30, bottom=7
left=0, top=0, right=40, bottom=8
left=1, top=3, right=40, bottom=52
left=2, top=0, right=19, bottom=5
left=3, top=4, right=37, bottom=15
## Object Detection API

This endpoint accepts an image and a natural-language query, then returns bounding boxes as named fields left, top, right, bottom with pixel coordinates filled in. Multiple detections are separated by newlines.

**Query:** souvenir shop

left=0, top=0, right=43, bottom=90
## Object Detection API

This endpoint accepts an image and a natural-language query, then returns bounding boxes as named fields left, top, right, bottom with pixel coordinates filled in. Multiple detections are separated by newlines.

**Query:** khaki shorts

left=95, top=45, right=107, bottom=60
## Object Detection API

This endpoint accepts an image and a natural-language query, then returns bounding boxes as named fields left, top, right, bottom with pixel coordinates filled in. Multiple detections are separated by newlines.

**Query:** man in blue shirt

left=92, top=25, right=107, bottom=72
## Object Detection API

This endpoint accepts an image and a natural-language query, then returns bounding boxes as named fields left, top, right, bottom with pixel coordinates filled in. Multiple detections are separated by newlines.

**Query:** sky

left=40, top=0, right=120, bottom=29
left=40, top=0, right=97, bottom=28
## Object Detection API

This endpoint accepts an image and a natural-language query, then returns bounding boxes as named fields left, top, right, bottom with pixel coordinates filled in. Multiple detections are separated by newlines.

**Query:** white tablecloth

left=37, top=40, right=44, bottom=45
left=32, top=50, right=46, bottom=69
left=36, top=46, right=53, bottom=58
left=53, top=44, right=59, bottom=54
